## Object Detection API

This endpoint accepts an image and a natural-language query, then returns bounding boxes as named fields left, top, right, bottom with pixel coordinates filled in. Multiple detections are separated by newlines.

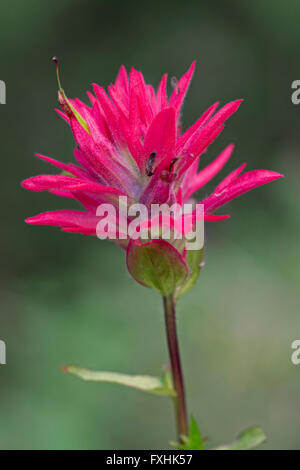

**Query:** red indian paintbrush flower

left=22, top=61, right=283, bottom=294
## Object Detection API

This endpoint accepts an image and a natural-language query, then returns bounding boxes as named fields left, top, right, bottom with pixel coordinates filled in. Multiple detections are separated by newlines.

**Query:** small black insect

left=168, top=158, right=178, bottom=172
left=145, top=152, right=156, bottom=176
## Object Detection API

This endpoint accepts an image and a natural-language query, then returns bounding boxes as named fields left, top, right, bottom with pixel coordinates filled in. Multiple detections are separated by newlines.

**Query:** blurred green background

left=0, top=0, right=299, bottom=449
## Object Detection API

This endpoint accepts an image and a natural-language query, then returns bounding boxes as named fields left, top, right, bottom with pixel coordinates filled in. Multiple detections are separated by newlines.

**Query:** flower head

left=22, top=61, right=283, bottom=295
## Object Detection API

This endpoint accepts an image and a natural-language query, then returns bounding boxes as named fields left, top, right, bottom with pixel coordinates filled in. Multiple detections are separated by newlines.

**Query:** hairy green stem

left=163, top=294, right=188, bottom=443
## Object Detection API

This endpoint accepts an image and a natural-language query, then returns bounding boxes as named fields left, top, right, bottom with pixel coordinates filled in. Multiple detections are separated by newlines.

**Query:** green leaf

left=61, top=170, right=75, bottom=177
left=53, top=57, right=90, bottom=134
left=172, top=416, right=205, bottom=450
left=176, top=248, right=203, bottom=299
left=62, top=365, right=176, bottom=397
left=60, top=87, right=90, bottom=134
left=126, top=239, right=188, bottom=296
left=213, top=426, right=266, bottom=450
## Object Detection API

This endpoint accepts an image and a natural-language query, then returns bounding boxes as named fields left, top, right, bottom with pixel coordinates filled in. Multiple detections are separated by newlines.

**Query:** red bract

left=22, top=62, right=283, bottom=292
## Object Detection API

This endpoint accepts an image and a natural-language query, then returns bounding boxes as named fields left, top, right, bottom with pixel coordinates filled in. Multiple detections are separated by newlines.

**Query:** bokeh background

left=0, top=0, right=299, bottom=450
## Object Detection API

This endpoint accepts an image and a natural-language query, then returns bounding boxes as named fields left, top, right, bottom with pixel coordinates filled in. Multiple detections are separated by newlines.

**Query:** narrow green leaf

left=62, top=365, right=176, bottom=397
left=213, top=426, right=266, bottom=450
left=61, top=170, right=75, bottom=177
left=60, top=88, right=90, bottom=134
left=53, top=57, right=90, bottom=134
left=176, top=248, right=203, bottom=299
left=171, top=416, right=205, bottom=450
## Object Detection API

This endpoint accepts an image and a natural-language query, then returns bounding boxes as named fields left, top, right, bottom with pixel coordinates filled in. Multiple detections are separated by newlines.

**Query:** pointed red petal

left=35, top=153, right=85, bottom=178
left=184, top=100, right=242, bottom=158
left=203, top=169, right=283, bottom=213
left=143, top=108, right=176, bottom=172
left=115, top=65, right=128, bottom=93
left=21, top=174, right=127, bottom=197
left=176, top=101, right=219, bottom=154
left=185, top=144, right=234, bottom=199
left=156, top=73, right=168, bottom=111
left=204, top=214, right=230, bottom=221
left=214, top=162, right=247, bottom=193
left=25, top=210, right=98, bottom=230
left=169, top=62, right=196, bottom=119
